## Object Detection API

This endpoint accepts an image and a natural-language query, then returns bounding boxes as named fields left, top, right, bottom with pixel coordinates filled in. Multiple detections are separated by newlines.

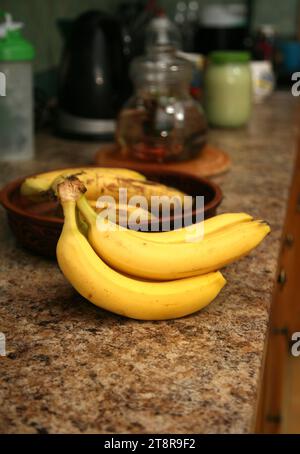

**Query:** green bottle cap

left=0, top=13, right=35, bottom=61
left=210, top=51, right=251, bottom=64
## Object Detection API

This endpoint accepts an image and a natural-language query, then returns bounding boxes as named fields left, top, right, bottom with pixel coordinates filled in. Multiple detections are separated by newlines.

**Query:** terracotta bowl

left=0, top=167, right=222, bottom=258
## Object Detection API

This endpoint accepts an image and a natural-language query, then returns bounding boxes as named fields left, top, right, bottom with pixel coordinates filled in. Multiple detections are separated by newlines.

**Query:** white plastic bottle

left=0, top=13, right=35, bottom=160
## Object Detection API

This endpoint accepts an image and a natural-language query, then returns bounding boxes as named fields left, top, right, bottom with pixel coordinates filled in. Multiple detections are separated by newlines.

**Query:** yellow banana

left=56, top=183, right=226, bottom=320
left=128, top=212, right=253, bottom=243
left=52, top=175, right=190, bottom=206
left=77, top=193, right=270, bottom=281
left=88, top=198, right=253, bottom=243
left=20, top=167, right=146, bottom=200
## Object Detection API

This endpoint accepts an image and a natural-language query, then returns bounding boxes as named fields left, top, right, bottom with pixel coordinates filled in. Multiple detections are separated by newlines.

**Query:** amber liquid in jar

left=116, top=49, right=207, bottom=163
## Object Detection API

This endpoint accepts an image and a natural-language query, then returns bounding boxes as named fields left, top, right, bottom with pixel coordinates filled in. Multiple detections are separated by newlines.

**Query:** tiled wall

left=252, top=0, right=299, bottom=36
left=1, top=0, right=299, bottom=91
left=0, top=0, right=120, bottom=72
left=164, top=0, right=299, bottom=35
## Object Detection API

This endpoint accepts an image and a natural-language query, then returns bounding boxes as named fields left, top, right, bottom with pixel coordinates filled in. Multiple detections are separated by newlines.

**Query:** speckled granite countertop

left=0, top=92, right=298, bottom=434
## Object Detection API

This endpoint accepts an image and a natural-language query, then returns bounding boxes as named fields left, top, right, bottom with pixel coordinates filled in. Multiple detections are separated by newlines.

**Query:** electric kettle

left=57, top=10, right=129, bottom=139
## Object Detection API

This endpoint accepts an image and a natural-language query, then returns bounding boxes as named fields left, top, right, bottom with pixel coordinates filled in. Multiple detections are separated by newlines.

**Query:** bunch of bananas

left=55, top=177, right=270, bottom=321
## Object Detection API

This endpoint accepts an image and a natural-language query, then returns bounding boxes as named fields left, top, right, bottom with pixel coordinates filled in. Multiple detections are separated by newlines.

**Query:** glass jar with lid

left=116, top=30, right=207, bottom=162
left=204, top=51, right=252, bottom=128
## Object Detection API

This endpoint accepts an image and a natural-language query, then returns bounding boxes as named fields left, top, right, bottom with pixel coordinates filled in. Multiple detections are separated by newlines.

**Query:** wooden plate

left=0, top=167, right=223, bottom=258
left=94, top=143, right=231, bottom=177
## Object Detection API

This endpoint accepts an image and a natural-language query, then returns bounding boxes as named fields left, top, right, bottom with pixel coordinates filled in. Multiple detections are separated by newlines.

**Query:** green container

left=204, top=51, right=252, bottom=128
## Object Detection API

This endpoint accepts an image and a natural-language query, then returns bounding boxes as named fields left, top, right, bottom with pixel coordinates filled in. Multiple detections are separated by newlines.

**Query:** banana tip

left=257, top=219, right=271, bottom=233
left=218, top=272, right=227, bottom=287
left=262, top=221, right=271, bottom=234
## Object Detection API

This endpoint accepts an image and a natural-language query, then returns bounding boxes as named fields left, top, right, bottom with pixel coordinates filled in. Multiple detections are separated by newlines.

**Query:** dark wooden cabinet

left=256, top=138, right=300, bottom=433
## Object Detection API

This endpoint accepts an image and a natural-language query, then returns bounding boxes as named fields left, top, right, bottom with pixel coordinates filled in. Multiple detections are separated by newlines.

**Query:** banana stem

left=77, top=195, right=97, bottom=225
left=61, top=201, right=78, bottom=231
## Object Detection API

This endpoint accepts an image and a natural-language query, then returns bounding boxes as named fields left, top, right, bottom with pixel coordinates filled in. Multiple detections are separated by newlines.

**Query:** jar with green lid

left=204, top=51, right=252, bottom=128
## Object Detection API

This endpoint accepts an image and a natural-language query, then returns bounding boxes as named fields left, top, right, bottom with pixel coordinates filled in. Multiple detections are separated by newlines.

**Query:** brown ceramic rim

left=0, top=166, right=223, bottom=225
